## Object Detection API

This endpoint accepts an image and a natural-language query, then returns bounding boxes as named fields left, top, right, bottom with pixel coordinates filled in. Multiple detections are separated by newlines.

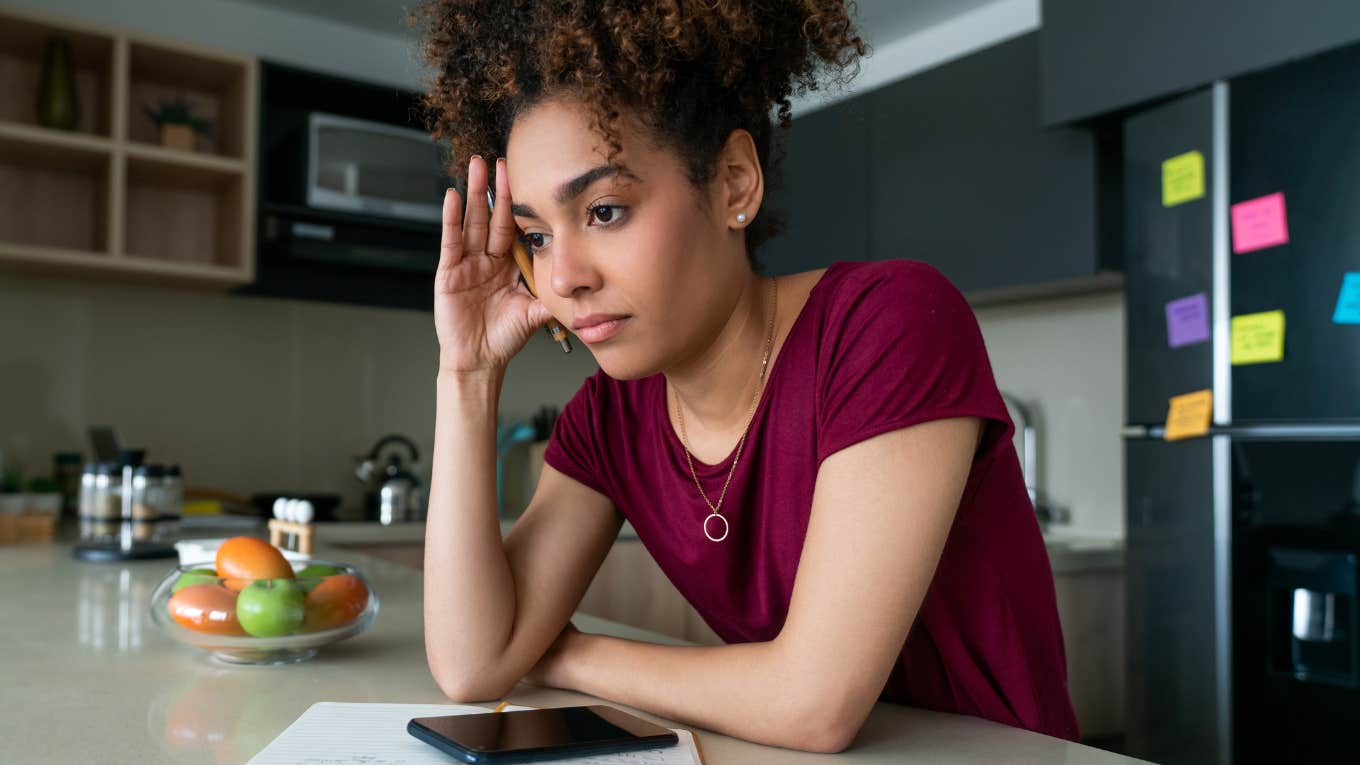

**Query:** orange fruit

left=168, top=583, right=247, bottom=635
left=302, top=574, right=370, bottom=632
left=215, top=536, right=293, bottom=591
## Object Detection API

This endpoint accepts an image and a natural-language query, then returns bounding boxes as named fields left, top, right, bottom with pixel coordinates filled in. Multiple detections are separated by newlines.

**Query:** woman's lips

left=575, top=316, right=630, bottom=344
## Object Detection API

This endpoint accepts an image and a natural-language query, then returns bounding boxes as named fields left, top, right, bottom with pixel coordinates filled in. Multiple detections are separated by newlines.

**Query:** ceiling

left=223, top=0, right=999, bottom=48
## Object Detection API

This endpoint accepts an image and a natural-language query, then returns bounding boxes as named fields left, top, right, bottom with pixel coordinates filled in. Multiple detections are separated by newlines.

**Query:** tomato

left=215, top=537, right=293, bottom=590
left=167, top=583, right=247, bottom=635
left=301, top=574, right=370, bottom=632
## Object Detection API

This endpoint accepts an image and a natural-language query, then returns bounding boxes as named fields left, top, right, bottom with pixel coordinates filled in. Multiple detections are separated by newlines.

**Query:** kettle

left=354, top=435, right=423, bottom=524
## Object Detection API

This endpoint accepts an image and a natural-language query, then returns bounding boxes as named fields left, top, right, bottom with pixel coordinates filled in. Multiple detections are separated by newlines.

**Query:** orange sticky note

left=1165, top=390, right=1213, bottom=441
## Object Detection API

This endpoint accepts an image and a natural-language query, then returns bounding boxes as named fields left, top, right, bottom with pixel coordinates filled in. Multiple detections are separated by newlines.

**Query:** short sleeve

left=543, top=373, right=613, bottom=499
left=815, top=261, right=1011, bottom=465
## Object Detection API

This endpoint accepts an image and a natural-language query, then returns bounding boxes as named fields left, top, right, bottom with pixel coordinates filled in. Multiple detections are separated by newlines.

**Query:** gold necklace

left=672, top=276, right=778, bottom=542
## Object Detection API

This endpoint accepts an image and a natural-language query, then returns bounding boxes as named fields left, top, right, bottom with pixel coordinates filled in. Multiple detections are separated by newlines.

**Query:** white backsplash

left=0, top=273, right=598, bottom=518
left=974, top=290, right=1127, bottom=540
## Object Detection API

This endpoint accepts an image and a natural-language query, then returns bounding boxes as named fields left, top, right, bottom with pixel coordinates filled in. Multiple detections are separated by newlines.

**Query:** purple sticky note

left=1166, top=293, right=1211, bottom=348
left=1231, top=192, right=1290, bottom=254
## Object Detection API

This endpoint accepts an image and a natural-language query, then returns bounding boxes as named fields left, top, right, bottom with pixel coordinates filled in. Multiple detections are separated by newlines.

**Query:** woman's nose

left=548, top=235, right=603, bottom=298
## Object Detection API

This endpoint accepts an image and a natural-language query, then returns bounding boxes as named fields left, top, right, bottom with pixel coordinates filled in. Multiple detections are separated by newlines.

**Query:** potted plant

left=142, top=96, right=213, bottom=151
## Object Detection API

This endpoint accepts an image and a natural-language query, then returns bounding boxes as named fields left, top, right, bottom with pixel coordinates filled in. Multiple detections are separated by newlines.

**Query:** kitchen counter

left=309, top=519, right=1116, bottom=572
left=209, top=518, right=643, bottom=545
left=1, top=535, right=1145, bottom=764
left=1042, top=532, right=1124, bottom=574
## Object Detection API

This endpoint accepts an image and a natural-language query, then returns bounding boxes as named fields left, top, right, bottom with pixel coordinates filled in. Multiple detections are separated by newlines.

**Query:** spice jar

left=131, top=465, right=165, bottom=520
left=89, top=463, right=122, bottom=519
left=162, top=464, right=183, bottom=519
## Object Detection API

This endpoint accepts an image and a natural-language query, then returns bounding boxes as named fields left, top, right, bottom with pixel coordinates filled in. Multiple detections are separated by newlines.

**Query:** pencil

left=487, top=189, right=573, bottom=353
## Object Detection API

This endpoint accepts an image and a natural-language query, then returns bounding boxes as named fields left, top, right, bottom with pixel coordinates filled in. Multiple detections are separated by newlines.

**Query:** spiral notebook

left=246, top=701, right=705, bottom=765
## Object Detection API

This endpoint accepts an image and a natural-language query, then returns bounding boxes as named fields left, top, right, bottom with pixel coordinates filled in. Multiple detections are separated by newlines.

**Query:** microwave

left=247, top=61, right=447, bottom=309
left=304, top=112, right=445, bottom=224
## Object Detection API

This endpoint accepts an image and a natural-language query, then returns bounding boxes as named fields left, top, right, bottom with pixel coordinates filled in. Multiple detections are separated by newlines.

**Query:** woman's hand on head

left=434, top=155, right=555, bottom=378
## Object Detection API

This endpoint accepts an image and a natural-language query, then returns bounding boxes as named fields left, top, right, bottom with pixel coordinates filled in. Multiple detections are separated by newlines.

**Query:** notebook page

left=247, top=702, right=702, bottom=765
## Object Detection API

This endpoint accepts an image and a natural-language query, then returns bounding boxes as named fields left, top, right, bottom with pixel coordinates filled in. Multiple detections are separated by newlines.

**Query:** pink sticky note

left=1231, top=192, right=1290, bottom=254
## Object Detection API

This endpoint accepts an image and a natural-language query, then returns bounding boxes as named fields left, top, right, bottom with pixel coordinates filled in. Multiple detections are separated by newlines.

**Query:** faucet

left=999, top=392, right=1067, bottom=528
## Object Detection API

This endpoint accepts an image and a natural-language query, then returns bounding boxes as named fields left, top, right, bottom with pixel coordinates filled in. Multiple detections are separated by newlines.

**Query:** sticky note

left=1231, top=310, right=1285, bottom=365
left=1166, top=293, right=1210, bottom=348
left=1165, top=390, right=1213, bottom=442
left=1334, top=273, right=1360, bottom=324
left=1231, top=192, right=1290, bottom=254
left=1162, top=151, right=1205, bottom=207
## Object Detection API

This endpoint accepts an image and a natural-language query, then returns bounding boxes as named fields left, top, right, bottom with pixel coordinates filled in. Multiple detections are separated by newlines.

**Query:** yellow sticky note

left=1162, top=150, right=1205, bottom=207
left=1165, top=390, right=1213, bottom=441
left=1231, top=310, right=1286, bottom=365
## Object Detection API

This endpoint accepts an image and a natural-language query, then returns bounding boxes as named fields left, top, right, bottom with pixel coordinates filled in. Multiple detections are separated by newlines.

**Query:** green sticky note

left=1162, top=150, right=1205, bottom=207
left=1231, top=310, right=1285, bottom=365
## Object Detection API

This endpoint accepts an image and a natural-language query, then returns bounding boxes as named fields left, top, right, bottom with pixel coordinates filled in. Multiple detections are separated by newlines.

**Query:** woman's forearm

left=556, top=633, right=857, bottom=753
left=424, top=369, right=518, bottom=697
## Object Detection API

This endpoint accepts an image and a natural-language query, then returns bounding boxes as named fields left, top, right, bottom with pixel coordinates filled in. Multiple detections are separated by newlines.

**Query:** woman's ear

left=718, top=128, right=764, bottom=230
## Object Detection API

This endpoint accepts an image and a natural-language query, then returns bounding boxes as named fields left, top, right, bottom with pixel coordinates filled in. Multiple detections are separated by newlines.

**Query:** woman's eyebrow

left=510, top=163, right=638, bottom=219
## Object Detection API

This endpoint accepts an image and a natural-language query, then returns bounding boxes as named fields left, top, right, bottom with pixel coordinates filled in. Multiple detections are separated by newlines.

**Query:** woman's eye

left=522, top=232, right=551, bottom=255
left=588, top=204, right=627, bottom=226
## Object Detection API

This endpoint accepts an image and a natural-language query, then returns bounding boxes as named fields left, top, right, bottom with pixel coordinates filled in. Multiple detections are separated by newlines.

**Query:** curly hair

left=408, top=0, right=869, bottom=270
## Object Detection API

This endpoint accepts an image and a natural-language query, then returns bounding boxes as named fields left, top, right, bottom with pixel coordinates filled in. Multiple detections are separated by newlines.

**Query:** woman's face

left=504, top=96, right=755, bottom=381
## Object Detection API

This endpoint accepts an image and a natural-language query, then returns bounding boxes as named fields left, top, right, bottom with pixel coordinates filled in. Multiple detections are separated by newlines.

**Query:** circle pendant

left=703, top=513, right=729, bottom=542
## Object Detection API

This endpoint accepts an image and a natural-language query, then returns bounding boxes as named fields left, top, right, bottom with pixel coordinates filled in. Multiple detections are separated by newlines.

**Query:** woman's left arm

left=527, top=416, right=982, bottom=753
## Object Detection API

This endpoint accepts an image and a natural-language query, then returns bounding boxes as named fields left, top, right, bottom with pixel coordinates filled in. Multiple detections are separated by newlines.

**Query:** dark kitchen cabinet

left=757, top=94, right=871, bottom=277
left=865, top=33, right=1118, bottom=299
left=1042, top=0, right=1360, bottom=126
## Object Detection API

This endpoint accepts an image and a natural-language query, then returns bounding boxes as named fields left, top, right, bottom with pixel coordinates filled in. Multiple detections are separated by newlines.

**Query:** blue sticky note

left=1335, top=273, right=1360, bottom=324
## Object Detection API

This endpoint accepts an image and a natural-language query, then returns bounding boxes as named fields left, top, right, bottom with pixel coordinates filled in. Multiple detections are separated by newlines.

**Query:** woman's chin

left=591, top=349, right=663, bottom=382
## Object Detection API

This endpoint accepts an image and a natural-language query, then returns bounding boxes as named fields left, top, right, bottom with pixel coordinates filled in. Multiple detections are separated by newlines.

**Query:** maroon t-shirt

left=544, top=259, right=1079, bottom=740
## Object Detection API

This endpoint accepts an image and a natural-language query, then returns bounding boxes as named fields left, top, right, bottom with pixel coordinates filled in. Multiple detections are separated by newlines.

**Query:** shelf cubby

left=0, top=12, right=115, bottom=139
left=124, top=152, right=246, bottom=271
left=0, top=125, right=111, bottom=257
left=126, top=39, right=251, bottom=160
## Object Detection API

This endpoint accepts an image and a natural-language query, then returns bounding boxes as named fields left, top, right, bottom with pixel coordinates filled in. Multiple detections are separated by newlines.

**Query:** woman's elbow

left=433, top=670, right=515, bottom=704
left=789, top=716, right=858, bottom=754
left=784, top=681, right=871, bottom=753
left=427, top=652, right=515, bottom=703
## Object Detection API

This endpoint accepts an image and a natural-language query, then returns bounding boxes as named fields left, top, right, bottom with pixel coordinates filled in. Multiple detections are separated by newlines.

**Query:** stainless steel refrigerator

left=1121, top=43, right=1360, bottom=765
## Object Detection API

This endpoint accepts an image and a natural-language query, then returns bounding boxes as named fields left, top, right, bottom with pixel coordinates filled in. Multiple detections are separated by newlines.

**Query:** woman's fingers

left=486, top=158, right=519, bottom=260
left=462, top=155, right=490, bottom=259
left=436, top=187, right=463, bottom=275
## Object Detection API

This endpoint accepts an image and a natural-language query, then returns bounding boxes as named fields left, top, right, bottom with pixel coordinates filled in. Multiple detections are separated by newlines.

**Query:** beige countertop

left=300, top=519, right=1120, bottom=574
left=0, top=534, right=1144, bottom=764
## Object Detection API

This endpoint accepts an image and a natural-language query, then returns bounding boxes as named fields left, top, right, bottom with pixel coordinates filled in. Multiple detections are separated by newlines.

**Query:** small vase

left=36, top=37, right=79, bottom=131
left=160, top=123, right=195, bottom=151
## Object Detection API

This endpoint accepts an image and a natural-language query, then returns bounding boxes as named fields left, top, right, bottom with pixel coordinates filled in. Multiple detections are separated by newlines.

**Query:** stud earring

left=736, top=212, right=747, bottom=224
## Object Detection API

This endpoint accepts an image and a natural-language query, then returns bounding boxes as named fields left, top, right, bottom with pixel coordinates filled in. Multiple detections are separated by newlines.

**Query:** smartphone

left=407, top=704, right=679, bottom=764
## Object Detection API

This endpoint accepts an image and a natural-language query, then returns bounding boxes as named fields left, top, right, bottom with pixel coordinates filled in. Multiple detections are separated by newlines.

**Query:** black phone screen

left=408, top=705, right=679, bottom=764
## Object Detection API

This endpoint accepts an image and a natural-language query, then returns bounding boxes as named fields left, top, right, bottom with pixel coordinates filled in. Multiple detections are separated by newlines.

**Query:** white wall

left=790, top=0, right=1040, bottom=116
left=975, top=292, right=1126, bottom=539
left=0, top=271, right=599, bottom=517
left=2, top=0, right=424, bottom=89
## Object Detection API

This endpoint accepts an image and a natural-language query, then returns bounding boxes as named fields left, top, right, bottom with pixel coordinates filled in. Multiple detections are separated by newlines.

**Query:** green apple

left=294, top=564, right=342, bottom=591
left=172, top=568, right=220, bottom=593
left=235, top=579, right=305, bottom=637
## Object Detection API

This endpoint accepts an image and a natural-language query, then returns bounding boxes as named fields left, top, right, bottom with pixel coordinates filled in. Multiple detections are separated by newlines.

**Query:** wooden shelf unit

left=0, top=7, right=257, bottom=286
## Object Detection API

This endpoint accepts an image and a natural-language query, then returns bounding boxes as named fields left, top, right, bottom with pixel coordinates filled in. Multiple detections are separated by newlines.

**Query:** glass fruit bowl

left=149, top=558, right=379, bottom=666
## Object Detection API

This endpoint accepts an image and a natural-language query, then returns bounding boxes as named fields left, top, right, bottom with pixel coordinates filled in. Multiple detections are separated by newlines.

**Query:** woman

left=411, top=0, right=1078, bottom=753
